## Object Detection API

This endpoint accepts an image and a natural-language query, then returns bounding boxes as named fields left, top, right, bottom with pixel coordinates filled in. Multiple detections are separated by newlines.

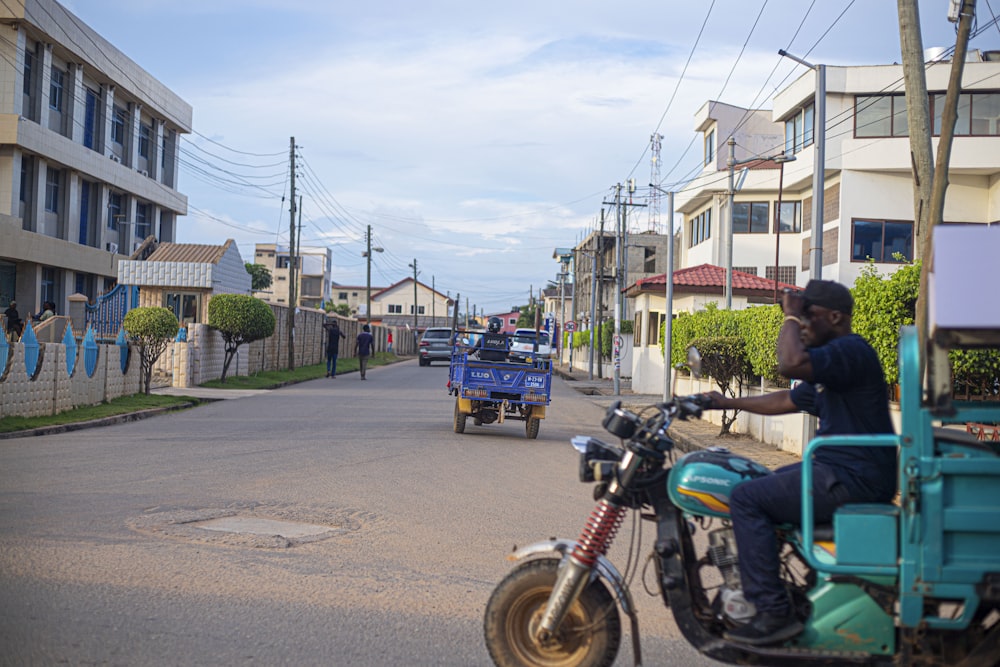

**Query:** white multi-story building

left=0, top=0, right=191, bottom=318
left=676, top=53, right=1000, bottom=291
left=627, top=52, right=1000, bottom=394
left=253, top=243, right=332, bottom=310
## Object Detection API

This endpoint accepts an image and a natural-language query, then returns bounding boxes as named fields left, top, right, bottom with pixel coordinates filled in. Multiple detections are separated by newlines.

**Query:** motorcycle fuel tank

left=667, top=448, right=772, bottom=519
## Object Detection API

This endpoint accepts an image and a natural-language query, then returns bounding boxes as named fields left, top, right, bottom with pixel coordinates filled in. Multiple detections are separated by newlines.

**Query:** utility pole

left=409, top=259, right=419, bottom=335
left=614, top=185, right=623, bottom=396
left=596, top=210, right=605, bottom=380
left=431, top=275, right=436, bottom=324
left=286, top=136, right=296, bottom=371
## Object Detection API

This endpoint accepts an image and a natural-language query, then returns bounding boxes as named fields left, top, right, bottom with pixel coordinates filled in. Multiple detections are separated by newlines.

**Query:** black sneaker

left=723, top=609, right=803, bottom=646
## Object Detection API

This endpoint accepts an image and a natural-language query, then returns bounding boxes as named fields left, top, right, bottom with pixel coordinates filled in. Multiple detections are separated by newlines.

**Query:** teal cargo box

left=834, top=504, right=898, bottom=566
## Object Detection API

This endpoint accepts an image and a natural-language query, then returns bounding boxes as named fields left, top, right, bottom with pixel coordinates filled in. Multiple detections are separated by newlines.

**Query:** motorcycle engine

left=708, top=527, right=756, bottom=623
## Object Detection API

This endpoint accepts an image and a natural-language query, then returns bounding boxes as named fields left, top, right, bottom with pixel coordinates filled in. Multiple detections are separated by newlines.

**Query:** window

left=688, top=208, right=711, bottom=247
left=138, top=123, right=151, bottom=159
left=23, top=48, right=34, bottom=96
left=766, top=266, right=797, bottom=285
left=112, top=105, right=127, bottom=145
left=704, top=129, right=715, bottom=166
left=643, top=247, right=655, bottom=272
left=410, top=305, right=426, bottom=315
left=338, top=292, right=348, bottom=300
left=856, top=95, right=896, bottom=137
left=135, top=203, right=150, bottom=239
left=83, top=88, right=98, bottom=150
left=388, top=304, right=402, bottom=314
left=933, top=92, right=1000, bottom=136
left=851, top=219, right=913, bottom=262
left=165, top=292, right=199, bottom=324
left=633, top=312, right=642, bottom=348
left=734, top=266, right=758, bottom=276
left=508, top=318, right=517, bottom=326
left=49, top=67, right=64, bottom=111
left=45, top=168, right=61, bottom=213
left=733, top=202, right=769, bottom=233
left=646, top=311, right=661, bottom=346
left=775, top=200, right=801, bottom=233
left=784, top=104, right=814, bottom=153
left=107, top=192, right=123, bottom=230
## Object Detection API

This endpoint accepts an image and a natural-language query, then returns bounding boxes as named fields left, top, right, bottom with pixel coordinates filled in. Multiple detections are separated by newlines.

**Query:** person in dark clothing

left=356, top=324, right=375, bottom=380
left=4, top=301, right=21, bottom=340
left=478, top=316, right=509, bottom=362
left=323, top=318, right=346, bottom=378
left=702, top=279, right=896, bottom=647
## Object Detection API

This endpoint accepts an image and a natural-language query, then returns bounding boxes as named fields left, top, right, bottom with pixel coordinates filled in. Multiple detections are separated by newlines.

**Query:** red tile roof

left=629, top=264, right=800, bottom=294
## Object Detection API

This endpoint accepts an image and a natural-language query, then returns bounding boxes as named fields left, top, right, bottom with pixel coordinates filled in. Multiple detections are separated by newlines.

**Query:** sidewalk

left=552, top=363, right=799, bottom=470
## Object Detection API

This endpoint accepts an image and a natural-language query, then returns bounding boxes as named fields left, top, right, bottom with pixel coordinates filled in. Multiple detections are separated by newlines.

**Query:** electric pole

left=286, top=136, right=296, bottom=371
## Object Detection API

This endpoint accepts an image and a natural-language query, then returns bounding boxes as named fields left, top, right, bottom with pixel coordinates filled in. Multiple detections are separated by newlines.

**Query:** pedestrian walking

left=387, top=330, right=393, bottom=354
left=356, top=324, right=375, bottom=380
left=323, top=317, right=346, bottom=378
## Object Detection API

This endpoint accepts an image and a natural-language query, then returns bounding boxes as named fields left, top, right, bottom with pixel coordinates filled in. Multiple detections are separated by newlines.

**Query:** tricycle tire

left=484, top=558, right=620, bottom=667
left=454, top=400, right=466, bottom=434
left=526, top=417, right=540, bottom=439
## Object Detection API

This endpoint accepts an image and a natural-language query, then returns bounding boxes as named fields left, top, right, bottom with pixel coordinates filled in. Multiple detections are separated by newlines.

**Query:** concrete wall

left=0, top=338, right=142, bottom=418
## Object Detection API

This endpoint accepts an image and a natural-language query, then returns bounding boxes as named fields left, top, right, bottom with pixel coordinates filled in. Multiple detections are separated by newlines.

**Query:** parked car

left=418, top=327, right=454, bottom=366
left=508, top=328, right=553, bottom=363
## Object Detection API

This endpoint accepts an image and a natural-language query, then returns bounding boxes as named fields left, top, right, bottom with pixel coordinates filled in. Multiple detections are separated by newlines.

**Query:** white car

left=508, top=328, right=553, bottom=363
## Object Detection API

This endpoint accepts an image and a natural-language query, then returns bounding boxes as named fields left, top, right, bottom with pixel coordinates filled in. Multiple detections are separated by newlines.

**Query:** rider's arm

left=776, top=290, right=814, bottom=382
left=705, top=389, right=798, bottom=415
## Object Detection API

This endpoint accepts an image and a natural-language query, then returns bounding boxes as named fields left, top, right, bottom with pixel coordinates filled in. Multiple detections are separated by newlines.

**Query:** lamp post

left=771, top=153, right=796, bottom=302
left=726, top=141, right=797, bottom=309
left=363, top=224, right=383, bottom=326
left=649, top=184, right=675, bottom=400
left=779, top=49, right=826, bottom=281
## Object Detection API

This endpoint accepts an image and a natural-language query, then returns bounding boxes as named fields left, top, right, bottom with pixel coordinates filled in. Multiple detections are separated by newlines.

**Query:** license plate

left=524, top=375, right=545, bottom=388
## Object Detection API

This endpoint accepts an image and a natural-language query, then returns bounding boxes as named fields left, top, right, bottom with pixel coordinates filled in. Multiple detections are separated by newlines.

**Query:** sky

left=63, top=0, right=1000, bottom=317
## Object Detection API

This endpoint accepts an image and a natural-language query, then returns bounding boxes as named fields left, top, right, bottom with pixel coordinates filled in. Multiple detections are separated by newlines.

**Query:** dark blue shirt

left=356, top=331, right=374, bottom=357
left=789, top=333, right=897, bottom=500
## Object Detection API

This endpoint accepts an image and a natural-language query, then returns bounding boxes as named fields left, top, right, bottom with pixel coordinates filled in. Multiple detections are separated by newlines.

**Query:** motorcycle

left=483, top=331, right=1000, bottom=667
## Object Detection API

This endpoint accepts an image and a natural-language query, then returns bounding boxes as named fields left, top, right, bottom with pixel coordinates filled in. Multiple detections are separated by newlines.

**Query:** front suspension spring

left=572, top=499, right=626, bottom=567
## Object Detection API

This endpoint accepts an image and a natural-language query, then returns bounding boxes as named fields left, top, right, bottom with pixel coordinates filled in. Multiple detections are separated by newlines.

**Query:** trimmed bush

left=122, top=306, right=179, bottom=394
left=207, top=294, right=276, bottom=383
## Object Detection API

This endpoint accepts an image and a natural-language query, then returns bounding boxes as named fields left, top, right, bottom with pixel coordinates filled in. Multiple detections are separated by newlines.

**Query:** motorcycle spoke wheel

left=484, top=559, right=620, bottom=667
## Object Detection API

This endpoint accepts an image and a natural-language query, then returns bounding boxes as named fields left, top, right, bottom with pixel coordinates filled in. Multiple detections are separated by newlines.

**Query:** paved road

left=0, top=359, right=725, bottom=666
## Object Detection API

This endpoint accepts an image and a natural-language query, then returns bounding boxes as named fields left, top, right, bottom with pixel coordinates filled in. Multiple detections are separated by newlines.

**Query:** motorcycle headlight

left=576, top=438, right=622, bottom=483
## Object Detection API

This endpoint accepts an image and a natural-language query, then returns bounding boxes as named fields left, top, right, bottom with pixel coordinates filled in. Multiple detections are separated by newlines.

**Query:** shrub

left=207, top=294, right=276, bottom=383
left=122, top=307, right=179, bottom=394
left=691, top=335, right=752, bottom=435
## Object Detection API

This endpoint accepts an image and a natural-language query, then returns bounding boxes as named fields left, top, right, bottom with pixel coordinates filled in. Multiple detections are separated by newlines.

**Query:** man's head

left=801, top=279, right=853, bottom=346
left=487, top=316, right=502, bottom=334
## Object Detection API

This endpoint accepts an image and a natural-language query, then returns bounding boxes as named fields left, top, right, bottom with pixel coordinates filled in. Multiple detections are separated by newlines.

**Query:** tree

left=207, top=294, right=276, bottom=383
left=122, top=307, right=179, bottom=395
left=517, top=302, right=540, bottom=328
left=245, top=263, right=272, bottom=292
left=328, top=303, right=351, bottom=317
left=691, top=336, right=752, bottom=436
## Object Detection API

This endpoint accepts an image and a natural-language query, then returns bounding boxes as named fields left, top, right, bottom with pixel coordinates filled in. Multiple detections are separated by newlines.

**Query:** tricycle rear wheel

left=484, top=558, right=620, bottom=667
left=526, top=417, right=540, bottom=439
left=454, top=400, right=466, bottom=434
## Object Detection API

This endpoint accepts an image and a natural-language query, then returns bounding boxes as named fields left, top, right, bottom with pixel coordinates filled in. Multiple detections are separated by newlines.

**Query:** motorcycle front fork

left=536, top=498, right=627, bottom=639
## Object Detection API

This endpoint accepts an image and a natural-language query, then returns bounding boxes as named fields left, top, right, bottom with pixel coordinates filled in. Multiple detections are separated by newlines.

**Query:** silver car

left=418, top=327, right=454, bottom=366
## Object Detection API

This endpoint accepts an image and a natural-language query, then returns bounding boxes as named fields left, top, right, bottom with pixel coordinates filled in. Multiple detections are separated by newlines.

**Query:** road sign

left=565, top=321, right=576, bottom=332
left=613, top=334, right=624, bottom=347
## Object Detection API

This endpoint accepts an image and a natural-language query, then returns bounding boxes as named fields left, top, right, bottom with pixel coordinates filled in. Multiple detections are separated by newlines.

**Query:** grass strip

left=0, top=394, right=200, bottom=434
left=199, top=352, right=401, bottom=389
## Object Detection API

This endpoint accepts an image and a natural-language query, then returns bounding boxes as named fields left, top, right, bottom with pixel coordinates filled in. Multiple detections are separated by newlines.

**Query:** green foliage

left=599, top=320, right=633, bottom=359
left=737, top=305, right=784, bottom=383
left=207, top=294, right=277, bottom=382
left=690, top=335, right=752, bottom=435
left=326, top=303, right=351, bottom=317
left=851, top=261, right=920, bottom=385
left=244, top=263, right=272, bottom=291
left=669, top=303, right=739, bottom=368
left=517, top=303, right=540, bottom=328
left=122, top=306, right=180, bottom=394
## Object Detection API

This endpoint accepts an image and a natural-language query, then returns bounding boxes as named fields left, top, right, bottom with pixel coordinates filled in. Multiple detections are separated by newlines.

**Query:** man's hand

left=781, top=289, right=806, bottom=318
left=703, top=391, right=728, bottom=409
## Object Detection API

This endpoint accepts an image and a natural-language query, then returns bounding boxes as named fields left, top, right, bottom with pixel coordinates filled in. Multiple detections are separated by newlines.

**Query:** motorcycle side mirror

left=686, top=346, right=702, bottom=379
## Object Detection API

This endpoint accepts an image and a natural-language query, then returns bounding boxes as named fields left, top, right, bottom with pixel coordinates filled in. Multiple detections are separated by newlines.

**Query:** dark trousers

left=730, top=462, right=857, bottom=614
left=326, top=352, right=339, bottom=376
left=359, top=354, right=370, bottom=378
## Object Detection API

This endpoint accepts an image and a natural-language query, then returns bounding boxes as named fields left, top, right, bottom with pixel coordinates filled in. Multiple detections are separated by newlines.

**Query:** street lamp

left=772, top=153, right=797, bottom=302
left=363, top=224, right=383, bottom=326
left=779, top=49, right=826, bottom=281
left=725, top=140, right=796, bottom=309
left=649, top=184, right=675, bottom=401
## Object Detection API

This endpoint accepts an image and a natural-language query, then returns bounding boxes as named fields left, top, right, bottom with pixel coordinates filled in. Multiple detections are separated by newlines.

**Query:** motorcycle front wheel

left=483, top=558, right=621, bottom=667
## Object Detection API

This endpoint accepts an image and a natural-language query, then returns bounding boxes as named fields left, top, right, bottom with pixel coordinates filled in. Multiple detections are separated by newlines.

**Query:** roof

left=626, top=263, right=800, bottom=296
left=373, top=277, right=453, bottom=303
left=146, top=239, right=236, bottom=265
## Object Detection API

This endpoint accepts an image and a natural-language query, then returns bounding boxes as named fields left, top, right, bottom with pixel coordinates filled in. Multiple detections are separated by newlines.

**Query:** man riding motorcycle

left=702, top=279, right=897, bottom=645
